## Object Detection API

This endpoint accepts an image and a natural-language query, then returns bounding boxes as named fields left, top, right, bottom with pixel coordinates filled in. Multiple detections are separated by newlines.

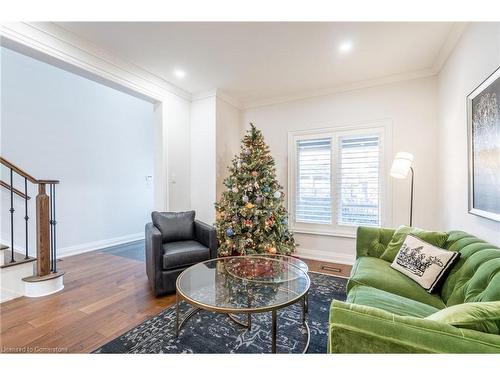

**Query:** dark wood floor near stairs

left=0, top=246, right=351, bottom=353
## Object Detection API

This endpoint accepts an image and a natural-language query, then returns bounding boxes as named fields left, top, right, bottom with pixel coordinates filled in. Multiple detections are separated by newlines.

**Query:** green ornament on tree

left=215, top=123, right=296, bottom=257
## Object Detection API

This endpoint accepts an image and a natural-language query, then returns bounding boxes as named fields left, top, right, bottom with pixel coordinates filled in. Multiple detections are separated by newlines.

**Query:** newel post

left=36, top=183, right=51, bottom=276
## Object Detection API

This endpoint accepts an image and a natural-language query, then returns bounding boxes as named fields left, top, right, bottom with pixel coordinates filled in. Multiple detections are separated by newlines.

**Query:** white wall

left=0, top=46, right=154, bottom=255
left=437, top=23, right=500, bottom=245
left=190, top=95, right=217, bottom=224
left=216, top=97, right=241, bottom=201
left=163, top=93, right=192, bottom=212
left=241, top=77, right=440, bottom=263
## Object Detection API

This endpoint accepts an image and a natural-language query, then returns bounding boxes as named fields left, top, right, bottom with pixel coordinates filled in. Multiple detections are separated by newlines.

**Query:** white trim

left=0, top=22, right=190, bottom=102
left=24, top=275, right=64, bottom=298
left=292, top=229, right=356, bottom=239
left=243, top=68, right=435, bottom=109
left=295, top=247, right=355, bottom=266
left=59, top=232, right=144, bottom=258
left=288, top=120, right=393, bottom=237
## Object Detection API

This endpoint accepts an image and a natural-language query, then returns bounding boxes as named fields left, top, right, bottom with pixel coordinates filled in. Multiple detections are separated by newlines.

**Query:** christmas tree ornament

left=263, top=186, right=271, bottom=193
left=273, top=191, right=281, bottom=199
left=232, top=186, right=239, bottom=193
left=242, top=195, right=249, bottom=203
left=245, top=202, right=255, bottom=209
left=255, top=196, right=263, bottom=204
left=226, top=228, right=234, bottom=237
left=251, top=171, right=258, bottom=177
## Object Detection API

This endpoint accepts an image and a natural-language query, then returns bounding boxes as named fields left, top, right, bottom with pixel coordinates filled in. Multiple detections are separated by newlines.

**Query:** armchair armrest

left=194, top=220, right=217, bottom=259
left=356, top=226, right=395, bottom=259
left=145, top=222, right=163, bottom=296
left=328, top=300, right=500, bottom=353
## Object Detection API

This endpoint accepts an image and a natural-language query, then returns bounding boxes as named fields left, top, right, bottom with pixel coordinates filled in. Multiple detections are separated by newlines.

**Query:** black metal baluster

left=9, top=169, right=15, bottom=263
left=24, top=177, right=29, bottom=259
left=52, top=184, right=57, bottom=272
left=49, top=184, right=54, bottom=272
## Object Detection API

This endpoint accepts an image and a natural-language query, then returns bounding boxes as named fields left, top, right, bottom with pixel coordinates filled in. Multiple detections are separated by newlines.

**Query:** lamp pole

left=409, top=167, right=414, bottom=227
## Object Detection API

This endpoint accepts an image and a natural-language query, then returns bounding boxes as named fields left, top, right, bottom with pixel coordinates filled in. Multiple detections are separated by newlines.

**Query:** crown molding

left=431, top=22, right=468, bottom=74
left=241, top=67, right=436, bottom=109
left=0, top=22, right=192, bottom=102
left=192, top=89, right=242, bottom=109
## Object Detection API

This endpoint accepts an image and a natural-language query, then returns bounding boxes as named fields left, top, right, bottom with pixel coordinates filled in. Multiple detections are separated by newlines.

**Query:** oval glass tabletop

left=176, top=256, right=310, bottom=313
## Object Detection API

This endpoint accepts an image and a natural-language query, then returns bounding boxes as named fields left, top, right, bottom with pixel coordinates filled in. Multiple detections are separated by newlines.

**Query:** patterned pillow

left=390, top=235, right=460, bottom=293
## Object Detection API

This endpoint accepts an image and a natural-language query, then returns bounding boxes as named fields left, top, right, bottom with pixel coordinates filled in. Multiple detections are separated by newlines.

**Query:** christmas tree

left=215, top=124, right=296, bottom=256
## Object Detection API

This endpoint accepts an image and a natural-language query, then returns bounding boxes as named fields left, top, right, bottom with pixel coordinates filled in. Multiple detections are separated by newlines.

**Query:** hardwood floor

left=0, top=251, right=174, bottom=353
left=0, top=248, right=350, bottom=353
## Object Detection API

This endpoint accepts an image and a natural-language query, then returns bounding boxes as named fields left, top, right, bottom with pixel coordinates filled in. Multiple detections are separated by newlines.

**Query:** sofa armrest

left=145, top=222, right=163, bottom=296
left=355, top=226, right=395, bottom=259
left=194, top=220, right=218, bottom=259
left=328, top=300, right=500, bottom=353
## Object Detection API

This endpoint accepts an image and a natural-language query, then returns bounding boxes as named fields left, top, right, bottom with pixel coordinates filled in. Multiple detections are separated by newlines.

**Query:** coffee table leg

left=271, top=309, right=277, bottom=353
left=302, top=294, right=307, bottom=323
left=175, top=294, right=180, bottom=338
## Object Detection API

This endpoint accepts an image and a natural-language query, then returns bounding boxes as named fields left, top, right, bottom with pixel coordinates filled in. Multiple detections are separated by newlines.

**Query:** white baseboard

left=1, top=233, right=144, bottom=259
left=295, top=247, right=355, bottom=265
left=58, top=233, right=144, bottom=258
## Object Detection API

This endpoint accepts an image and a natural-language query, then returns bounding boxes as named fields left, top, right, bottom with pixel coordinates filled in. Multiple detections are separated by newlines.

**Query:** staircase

left=0, top=157, right=64, bottom=302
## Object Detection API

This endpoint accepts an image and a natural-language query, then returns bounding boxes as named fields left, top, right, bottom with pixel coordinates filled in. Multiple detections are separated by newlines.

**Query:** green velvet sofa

left=328, top=227, right=500, bottom=353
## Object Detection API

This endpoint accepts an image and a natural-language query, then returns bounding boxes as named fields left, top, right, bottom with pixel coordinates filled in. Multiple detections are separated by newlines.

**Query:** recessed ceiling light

left=339, top=41, right=353, bottom=54
left=173, top=69, right=186, bottom=79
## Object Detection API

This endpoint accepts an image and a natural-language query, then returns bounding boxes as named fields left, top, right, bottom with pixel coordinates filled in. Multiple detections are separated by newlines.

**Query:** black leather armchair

left=145, top=210, right=217, bottom=296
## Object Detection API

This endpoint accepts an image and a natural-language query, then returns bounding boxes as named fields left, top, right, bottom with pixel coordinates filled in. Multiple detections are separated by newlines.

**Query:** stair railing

left=0, top=156, right=60, bottom=276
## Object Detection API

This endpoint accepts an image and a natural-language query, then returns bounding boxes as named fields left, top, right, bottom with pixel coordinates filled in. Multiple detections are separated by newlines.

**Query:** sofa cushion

left=152, top=211, right=195, bottom=243
left=347, top=285, right=439, bottom=318
left=380, top=225, right=449, bottom=263
left=162, top=240, right=209, bottom=270
left=425, top=301, right=500, bottom=334
left=348, top=256, right=446, bottom=309
left=390, top=235, right=459, bottom=293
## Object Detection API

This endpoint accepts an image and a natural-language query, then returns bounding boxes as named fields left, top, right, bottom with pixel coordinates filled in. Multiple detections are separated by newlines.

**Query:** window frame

left=287, top=121, right=392, bottom=238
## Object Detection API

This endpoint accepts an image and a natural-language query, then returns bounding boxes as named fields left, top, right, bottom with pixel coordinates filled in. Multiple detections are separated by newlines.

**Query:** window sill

left=290, top=228, right=357, bottom=239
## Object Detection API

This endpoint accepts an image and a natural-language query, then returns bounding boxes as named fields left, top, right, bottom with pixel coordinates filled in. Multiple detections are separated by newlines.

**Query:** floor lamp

left=390, top=152, right=414, bottom=226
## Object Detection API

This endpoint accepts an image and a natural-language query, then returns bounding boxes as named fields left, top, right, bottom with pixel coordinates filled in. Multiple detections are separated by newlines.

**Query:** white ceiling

left=54, top=22, right=460, bottom=107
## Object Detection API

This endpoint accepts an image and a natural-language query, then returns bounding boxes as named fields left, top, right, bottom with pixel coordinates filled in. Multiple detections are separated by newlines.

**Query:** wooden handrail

left=0, top=157, right=59, bottom=184
left=0, top=180, right=31, bottom=200
left=0, top=157, right=38, bottom=184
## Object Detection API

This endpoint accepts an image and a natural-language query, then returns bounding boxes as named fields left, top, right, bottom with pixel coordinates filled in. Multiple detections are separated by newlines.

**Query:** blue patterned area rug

left=94, top=272, right=347, bottom=354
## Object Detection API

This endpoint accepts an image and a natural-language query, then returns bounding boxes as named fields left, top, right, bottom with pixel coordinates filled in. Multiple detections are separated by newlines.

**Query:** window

left=296, top=138, right=332, bottom=224
left=337, top=135, right=380, bottom=227
left=289, top=124, right=388, bottom=236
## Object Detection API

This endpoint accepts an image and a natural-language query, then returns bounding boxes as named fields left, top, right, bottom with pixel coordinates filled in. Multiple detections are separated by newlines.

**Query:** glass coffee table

left=175, top=255, right=310, bottom=353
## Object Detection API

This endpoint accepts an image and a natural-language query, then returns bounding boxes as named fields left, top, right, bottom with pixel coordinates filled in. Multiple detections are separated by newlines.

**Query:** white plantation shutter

left=295, top=138, right=332, bottom=224
left=336, top=135, right=380, bottom=226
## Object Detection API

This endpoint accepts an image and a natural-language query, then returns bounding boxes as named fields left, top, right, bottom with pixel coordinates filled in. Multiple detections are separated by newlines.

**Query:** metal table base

left=175, top=292, right=310, bottom=354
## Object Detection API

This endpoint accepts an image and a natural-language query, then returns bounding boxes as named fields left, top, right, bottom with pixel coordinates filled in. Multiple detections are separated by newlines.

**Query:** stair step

left=22, top=271, right=64, bottom=283
left=1, top=250, right=36, bottom=269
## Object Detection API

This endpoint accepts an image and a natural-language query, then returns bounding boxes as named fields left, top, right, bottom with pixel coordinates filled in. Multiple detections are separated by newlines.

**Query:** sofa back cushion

left=440, top=231, right=500, bottom=306
left=152, top=211, right=195, bottom=243
left=380, top=225, right=449, bottom=262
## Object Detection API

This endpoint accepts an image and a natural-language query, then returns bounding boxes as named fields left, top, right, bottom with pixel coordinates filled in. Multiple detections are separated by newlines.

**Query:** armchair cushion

left=162, top=240, right=210, bottom=270
left=152, top=211, right=195, bottom=243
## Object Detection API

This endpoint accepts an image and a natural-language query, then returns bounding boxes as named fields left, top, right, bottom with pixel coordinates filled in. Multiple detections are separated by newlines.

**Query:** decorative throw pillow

left=425, top=301, right=500, bottom=334
left=380, top=225, right=449, bottom=262
left=390, top=235, right=459, bottom=293
left=151, top=211, right=195, bottom=243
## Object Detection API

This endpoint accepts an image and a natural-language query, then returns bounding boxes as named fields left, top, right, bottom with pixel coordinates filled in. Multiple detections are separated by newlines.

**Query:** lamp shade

left=390, top=152, right=414, bottom=179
